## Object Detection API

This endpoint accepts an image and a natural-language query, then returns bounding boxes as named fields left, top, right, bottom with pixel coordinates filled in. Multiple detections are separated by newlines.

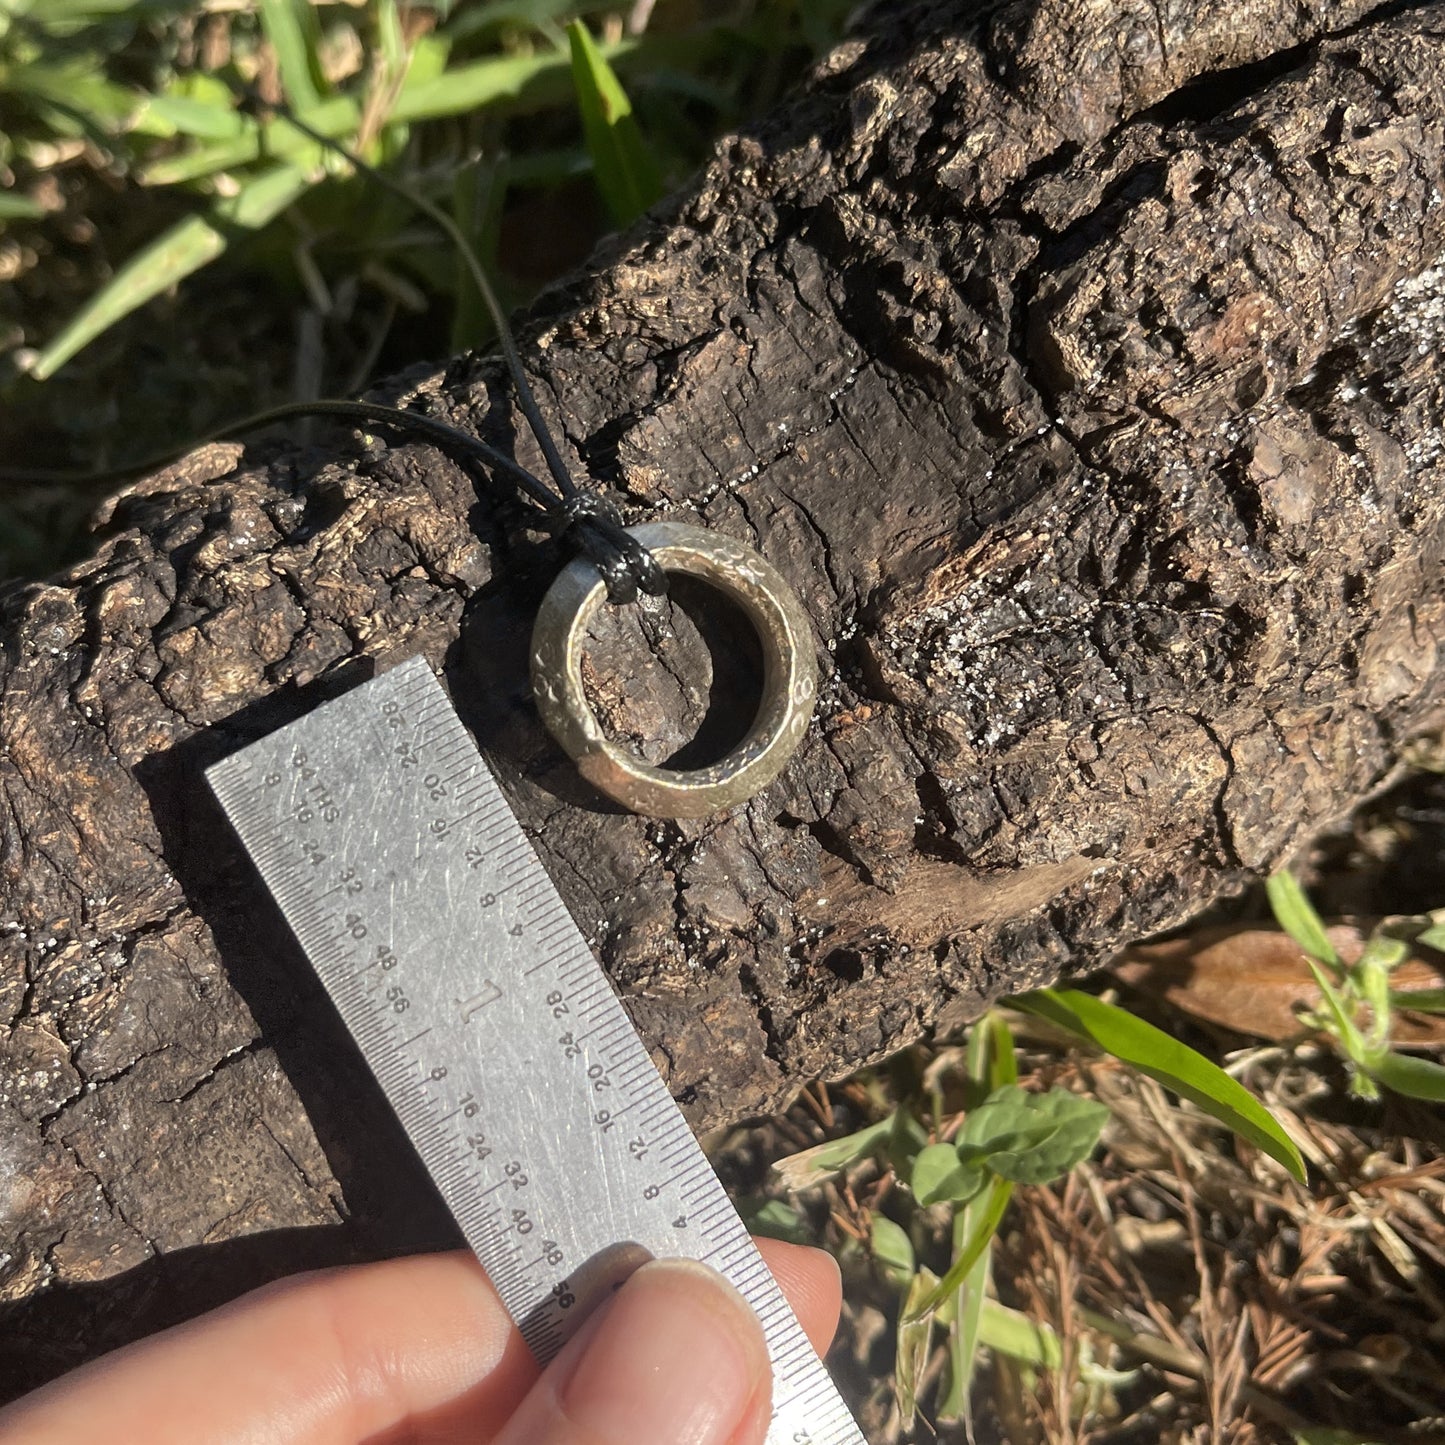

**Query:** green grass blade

left=1266, top=871, right=1341, bottom=966
left=987, top=1013, right=1018, bottom=1087
left=138, top=92, right=250, bottom=141
left=1300, top=954, right=1368, bottom=1064
left=137, top=94, right=359, bottom=185
left=1391, top=987, right=1445, bottom=1014
left=908, top=1174, right=1014, bottom=1319
left=1368, top=1050, right=1445, bottom=1101
left=375, top=0, right=407, bottom=75
left=137, top=40, right=638, bottom=187
left=937, top=1210, right=992, bottom=1424
left=30, top=164, right=314, bottom=379
left=566, top=19, right=661, bottom=225
left=259, top=0, right=325, bottom=112
left=1013, top=989, right=1307, bottom=1182
left=395, top=44, right=611, bottom=123
left=0, top=193, right=46, bottom=220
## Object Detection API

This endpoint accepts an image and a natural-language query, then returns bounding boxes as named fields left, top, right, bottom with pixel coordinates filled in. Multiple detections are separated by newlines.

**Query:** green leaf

left=136, top=95, right=353, bottom=185
left=398, top=43, right=610, bottom=123
left=1300, top=954, right=1369, bottom=1065
left=566, top=19, right=662, bottom=225
left=986, top=1013, right=1018, bottom=1088
left=1012, top=989, right=1307, bottom=1182
left=967, top=1011, right=1017, bottom=1089
left=908, top=1173, right=1014, bottom=1319
left=0, top=192, right=46, bottom=220
left=1266, top=871, right=1341, bottom=966
left=978, top=1299, right=1062, bottom=1368
left=29, top=164, right=315, bottom=379
left=1391, top=987, right=1445, bottom=1015
left=870, top=1213, right=915, bottom=1287
left=937, top=1204, right=992, bottom=1424
left=957, top=1085, right=1108, bottom=1185
left=1415, top=919, right=1445, bottom=952
left=742, top=1198, right=810, bottom=1245
left=1292, top=1430, right=1387, bottom=1445
left=1368, top=1050, right=1445, bottom=1101
left=137, top=92, right=249, bottom=141
left=137, top=41, right=632, bottom=188
left=912, top=1141, right=985, bottom=1206
left=259, top=0, right=325, bottom=112
left=771, top=1114, right=893, bottom=1191
left=1, top=60, right=136, bottom=135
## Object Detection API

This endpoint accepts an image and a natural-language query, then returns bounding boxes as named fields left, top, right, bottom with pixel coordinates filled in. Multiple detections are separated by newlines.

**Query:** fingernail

left=555, top=1258, right=771, bottom=1445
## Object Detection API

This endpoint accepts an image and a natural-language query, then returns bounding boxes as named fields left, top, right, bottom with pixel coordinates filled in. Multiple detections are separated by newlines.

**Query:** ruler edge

left=204, top=653, right=865, bottom=1442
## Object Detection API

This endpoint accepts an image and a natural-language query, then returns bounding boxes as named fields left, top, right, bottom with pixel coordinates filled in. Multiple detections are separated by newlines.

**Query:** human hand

left=0, top=1239, right=842, bottom=1445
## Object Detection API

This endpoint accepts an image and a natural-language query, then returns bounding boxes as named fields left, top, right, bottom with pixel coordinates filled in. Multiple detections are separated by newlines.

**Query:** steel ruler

left=207, top=654, right=865, bottom=1445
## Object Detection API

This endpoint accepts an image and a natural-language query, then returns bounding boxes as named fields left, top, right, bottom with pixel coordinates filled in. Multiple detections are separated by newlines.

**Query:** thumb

left=492, top=1257, right=775, bottom=1445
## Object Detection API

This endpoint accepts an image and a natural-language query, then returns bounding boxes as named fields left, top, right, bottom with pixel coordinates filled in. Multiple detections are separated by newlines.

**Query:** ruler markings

left=207, top=655, right=864, bottom=1445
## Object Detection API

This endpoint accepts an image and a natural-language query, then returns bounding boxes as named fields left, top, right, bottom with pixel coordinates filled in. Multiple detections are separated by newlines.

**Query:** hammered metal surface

left=530, top=522, right=817, bottom=817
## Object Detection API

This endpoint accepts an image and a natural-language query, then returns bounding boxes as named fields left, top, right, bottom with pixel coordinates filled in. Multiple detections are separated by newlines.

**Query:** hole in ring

left=578, top=572, right=764, bottom=772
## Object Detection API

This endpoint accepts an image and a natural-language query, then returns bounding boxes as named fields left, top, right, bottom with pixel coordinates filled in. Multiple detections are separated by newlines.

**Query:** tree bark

left=4, top=0, right=1445, bottom=1398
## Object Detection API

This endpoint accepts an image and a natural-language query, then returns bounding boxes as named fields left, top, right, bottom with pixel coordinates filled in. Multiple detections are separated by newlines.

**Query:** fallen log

left=3, top=0, right=1444, bottom=1398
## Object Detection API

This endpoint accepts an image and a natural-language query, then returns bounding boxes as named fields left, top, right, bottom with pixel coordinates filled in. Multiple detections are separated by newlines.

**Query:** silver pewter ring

left=530, top=522, right=816, bottom=818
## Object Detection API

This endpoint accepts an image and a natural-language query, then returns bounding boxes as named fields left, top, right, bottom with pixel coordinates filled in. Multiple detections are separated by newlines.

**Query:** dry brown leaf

left=1110, top=923, right=1445, bottom=1046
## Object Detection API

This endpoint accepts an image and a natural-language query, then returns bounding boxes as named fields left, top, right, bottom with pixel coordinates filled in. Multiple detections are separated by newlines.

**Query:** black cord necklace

left=14, top=99, right=820, bottom=818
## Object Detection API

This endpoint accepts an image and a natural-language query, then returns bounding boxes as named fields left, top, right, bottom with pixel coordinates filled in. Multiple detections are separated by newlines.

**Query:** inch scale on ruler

left=207, top=654, right=866, bottom=1445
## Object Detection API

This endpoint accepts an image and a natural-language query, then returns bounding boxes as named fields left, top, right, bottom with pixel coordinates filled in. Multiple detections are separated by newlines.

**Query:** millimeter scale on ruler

left=207, top=654, right=866, bottom=1445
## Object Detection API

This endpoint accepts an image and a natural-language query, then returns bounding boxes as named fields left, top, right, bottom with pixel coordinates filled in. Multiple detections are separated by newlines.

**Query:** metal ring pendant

left=530, top=522, right=816, bottom=818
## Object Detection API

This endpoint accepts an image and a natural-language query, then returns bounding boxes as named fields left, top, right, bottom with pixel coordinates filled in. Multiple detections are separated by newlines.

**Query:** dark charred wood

left=4, top=0, right=1445, bottom=1398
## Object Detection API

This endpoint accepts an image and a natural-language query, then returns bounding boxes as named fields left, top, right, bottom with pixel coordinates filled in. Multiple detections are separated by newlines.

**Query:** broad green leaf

left=566, top=19, right=661, bottom=225
left=870, top=1213, right=915, bottom=1287
left=895, top=1266, right=938, bottom=1429
left=771, top=1114, right=893, bottom=1190
left=1012, top=989, right=1307, bottom=1182
left=1368, top=1050, right=1445, bottom=1101
left=1292, top=1431, right=1387, bottom=1445
left=259, top=0, right=325, bottom=112
left=909, top=1173, right=1014, bottom=1318
left=742, top=1198, right=810, bottom=1245
left=30, top=164, right=314, bottom=379
left=978, top=1299, right=1062, bottom=1368
left=912, top=1141, right=984, bottom=1206
left=1266, top=872, right=1340, bottom=966
left=957, top=1084, right=1108, bottom=1186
